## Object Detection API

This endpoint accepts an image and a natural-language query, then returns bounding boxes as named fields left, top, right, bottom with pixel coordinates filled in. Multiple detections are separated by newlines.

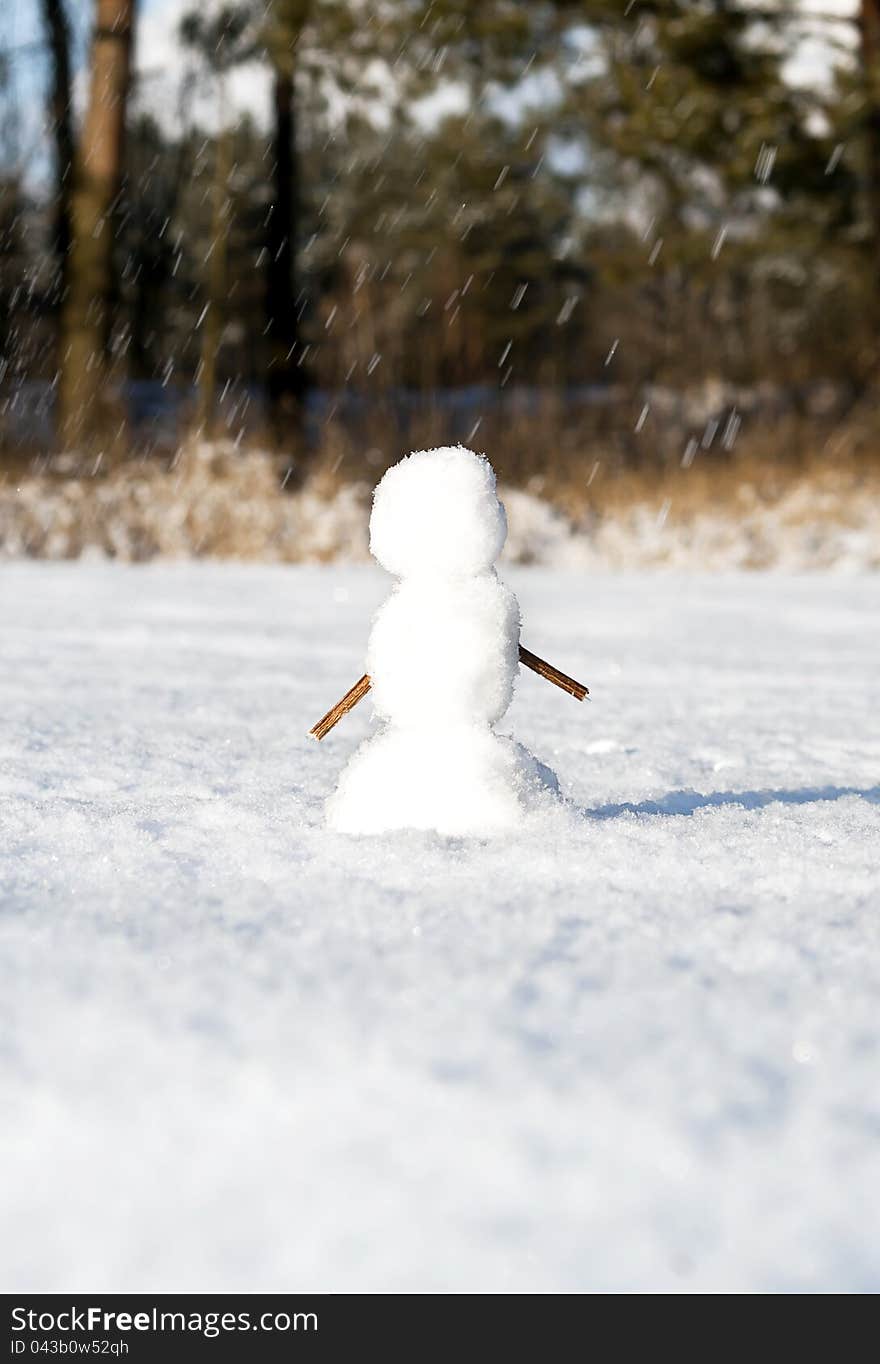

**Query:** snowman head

left=370, top=446, right=508, bottom=579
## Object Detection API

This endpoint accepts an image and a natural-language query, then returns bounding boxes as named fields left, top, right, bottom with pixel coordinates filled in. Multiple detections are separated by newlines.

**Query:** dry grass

left=1, top=400, right=878, bottom=567
left=305, top=401, right=880, bottom=531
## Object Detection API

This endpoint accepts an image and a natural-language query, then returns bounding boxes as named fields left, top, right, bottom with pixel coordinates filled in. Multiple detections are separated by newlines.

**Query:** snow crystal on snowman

left=326, top=446, right=563, bottom=836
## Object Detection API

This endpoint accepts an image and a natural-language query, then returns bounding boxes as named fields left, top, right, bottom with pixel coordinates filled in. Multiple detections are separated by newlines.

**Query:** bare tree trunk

left=861, top=0, right=880, bottom=347
left=266, top=61, right=305, bottom=445
left=197, top=81, right=231, bottom=436
left=39, top=0, right=75, bottom=310
left=58, top=0, right=136, bottom=449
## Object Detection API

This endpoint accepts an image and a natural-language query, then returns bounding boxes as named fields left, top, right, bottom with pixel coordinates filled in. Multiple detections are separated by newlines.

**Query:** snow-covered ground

left=1, top=562, right=879, bottom=1292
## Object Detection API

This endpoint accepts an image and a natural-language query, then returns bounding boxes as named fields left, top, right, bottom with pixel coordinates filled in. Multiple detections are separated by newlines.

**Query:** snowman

left=322, top=445, right=580, bottom=837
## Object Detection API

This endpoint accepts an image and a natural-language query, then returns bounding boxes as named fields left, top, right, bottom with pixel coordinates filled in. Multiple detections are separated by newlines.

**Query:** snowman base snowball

left=328, top=726, right=558, bottom=836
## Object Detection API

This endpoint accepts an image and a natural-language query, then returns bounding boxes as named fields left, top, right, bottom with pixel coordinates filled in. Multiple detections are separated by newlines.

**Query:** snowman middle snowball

left=326, top=446, right=558, bottom=835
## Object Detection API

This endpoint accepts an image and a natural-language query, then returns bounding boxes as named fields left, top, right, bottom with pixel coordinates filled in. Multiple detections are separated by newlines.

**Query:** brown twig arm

left=308, top=643, right=589, bottom=740
left=309, top=673, right=372, bottom=740
left=517, top=645, right=588, bottom=701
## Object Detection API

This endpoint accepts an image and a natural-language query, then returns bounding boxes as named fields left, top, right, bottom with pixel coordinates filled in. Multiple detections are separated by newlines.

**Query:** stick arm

left=309, top=645, right=588, bottom=740
left=517, top=645, right=588, bottom=701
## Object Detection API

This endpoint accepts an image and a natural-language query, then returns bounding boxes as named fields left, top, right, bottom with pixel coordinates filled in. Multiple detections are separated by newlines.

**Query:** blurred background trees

left=59, top=0, right=136, bottom=446
left=0, top=0, right=875, bottom=485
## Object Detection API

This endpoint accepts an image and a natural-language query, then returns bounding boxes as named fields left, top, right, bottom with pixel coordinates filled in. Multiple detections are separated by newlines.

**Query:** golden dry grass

left=1, top=404, right=878, bottom=565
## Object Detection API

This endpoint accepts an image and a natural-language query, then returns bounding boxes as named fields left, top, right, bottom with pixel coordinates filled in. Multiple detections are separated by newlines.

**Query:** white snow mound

left=327, top=727, right=559, bottom=836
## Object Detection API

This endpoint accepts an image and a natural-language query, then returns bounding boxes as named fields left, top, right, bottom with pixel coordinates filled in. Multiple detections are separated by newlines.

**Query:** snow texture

left=1, top=562, right=879, bottom=1292
left=329, top=447, right=556, bottom=835
left=366, top=574, right=520, bottom=728
left=369, top=445, right=508, bottom=580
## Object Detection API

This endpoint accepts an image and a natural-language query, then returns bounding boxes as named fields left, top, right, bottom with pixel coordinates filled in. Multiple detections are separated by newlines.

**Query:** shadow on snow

left=587, top=784, right=880, bottom=821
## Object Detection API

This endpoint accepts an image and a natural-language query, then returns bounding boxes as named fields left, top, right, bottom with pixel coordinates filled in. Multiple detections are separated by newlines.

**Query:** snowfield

left=1, top=562, right=879, bottom=1293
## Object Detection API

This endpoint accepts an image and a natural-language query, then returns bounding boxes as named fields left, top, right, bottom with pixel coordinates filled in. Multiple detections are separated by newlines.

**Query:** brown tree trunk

left=862, top=0, right=880, bottom=339
left=58, top=0, right=136, bottom=449
left=39, top=0, right=75, bottom=310
left=197, top=83, right=231, bottom=436
left=266, top=62, right=305, bottom=445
